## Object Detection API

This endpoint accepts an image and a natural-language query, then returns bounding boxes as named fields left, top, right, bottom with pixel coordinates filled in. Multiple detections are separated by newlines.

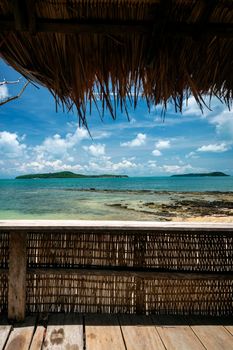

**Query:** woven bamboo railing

left=0, top=221, right=232, bottom=321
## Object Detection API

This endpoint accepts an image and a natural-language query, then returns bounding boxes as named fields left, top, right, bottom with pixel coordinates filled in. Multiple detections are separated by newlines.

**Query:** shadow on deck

left=1, top=314, right=233, bottom=349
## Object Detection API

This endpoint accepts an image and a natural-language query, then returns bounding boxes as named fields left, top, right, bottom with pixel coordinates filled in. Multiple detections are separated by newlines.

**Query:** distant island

left=171, top=172, right=229, bottom=177
left=15, top=171, right=128, bottom=179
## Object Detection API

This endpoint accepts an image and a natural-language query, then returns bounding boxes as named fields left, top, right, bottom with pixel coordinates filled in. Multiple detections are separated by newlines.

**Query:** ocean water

left=0, top=177, right=232, bottom=220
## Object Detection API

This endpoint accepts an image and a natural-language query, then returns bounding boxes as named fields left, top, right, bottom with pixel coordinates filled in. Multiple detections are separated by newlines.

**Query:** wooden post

left=134, top=234, right=146, bottom=313
left=8, top=231, right=27, bottom=321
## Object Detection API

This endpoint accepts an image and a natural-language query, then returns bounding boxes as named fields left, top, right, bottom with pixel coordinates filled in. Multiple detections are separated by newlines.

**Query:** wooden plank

left=11, top=266, right=233, bottom=281
left=5, top=316, right=35, bottom=350
left=0, top=220, right=233, bottom=232
left=42, top=313, right=83, bottom=350
left=27, top=267, right=233, bottom=280
left=8, top=231, right=27, bottom=321
left=119, top=315, right=165, bottom=350
left=42, top=314, right=65, bottom=350
left=225, top=326, right=233, bottom=336
left=29, top=326, right=45, bottom=350
left=62, top=314, right=83, bottom=350
left=85, top=314, right=126, bottom=350
left=151, top=316, right=205, bottom=350
left=191, top=325, right=233, bottom=350
left=0, top=325, right=12, bottom=349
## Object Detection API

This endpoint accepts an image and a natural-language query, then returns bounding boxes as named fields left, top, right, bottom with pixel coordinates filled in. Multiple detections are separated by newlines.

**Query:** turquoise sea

left=0, top=177, right=232, bottom=220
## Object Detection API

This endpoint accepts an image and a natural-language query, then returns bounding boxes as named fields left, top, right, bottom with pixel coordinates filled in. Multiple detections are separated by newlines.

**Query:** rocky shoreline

left=105, top=191, right=233, bottom=221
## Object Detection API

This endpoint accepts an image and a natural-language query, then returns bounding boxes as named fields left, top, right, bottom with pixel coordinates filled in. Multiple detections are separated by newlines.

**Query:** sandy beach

left=173, top=216, right=233, bottom=223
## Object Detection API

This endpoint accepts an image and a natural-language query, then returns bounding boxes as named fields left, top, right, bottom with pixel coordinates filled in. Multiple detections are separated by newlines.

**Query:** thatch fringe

left=0, top=0, right=233, bottom=124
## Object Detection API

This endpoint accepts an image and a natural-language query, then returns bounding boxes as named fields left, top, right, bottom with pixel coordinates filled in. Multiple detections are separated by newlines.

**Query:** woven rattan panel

left=0, top=274, right=8, bottom=314
left=25, top=230, right=233, bottom=315
left=27, top=231, right=233, bottom=271
left=26, top=274, right=135, bottom=313
left=26, top=275, right=233, bottom=315
left=0, top=233, right=9, bottom=268
left=145, top=279, right=233, bottom=316
left=0, top=233, right=8, bottom=313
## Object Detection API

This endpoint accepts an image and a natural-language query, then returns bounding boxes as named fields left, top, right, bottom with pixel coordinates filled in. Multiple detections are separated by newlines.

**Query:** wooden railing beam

left=27, top=267, right=233, bottom=280
left=0, top=220, right=233, bottom=232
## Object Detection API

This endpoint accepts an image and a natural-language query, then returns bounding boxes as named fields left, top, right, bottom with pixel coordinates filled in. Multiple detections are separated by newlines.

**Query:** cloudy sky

left=0, top=59, right=233, bottom=178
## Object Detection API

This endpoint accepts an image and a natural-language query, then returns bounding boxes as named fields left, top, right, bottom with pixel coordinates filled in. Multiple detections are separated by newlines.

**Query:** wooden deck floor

left=1, top=314, right=233, bottom=350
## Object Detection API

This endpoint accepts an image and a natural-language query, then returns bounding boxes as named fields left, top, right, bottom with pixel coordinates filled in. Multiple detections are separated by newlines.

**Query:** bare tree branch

left=0, top=79, right=21, bottom=86
left=0, top=81, right=29, bottom=106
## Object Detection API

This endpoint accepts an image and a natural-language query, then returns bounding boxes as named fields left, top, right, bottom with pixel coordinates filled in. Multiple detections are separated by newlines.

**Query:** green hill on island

left=15, top=171, right=128, bottom=179
left=171, top=172, right=229, bottom=177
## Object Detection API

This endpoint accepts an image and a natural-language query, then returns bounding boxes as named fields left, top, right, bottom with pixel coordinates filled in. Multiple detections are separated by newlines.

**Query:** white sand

left=172, top=216, right=233, bottom=223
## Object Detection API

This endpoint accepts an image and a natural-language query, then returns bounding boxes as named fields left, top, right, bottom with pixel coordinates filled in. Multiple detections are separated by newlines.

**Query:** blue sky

left=0, top=58, right=233, bottom=178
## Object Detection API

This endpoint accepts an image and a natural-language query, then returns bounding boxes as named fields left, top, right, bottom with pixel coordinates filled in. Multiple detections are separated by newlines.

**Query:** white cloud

left=185, top=151, right=199, bottom=159
left=35, top=127, right=89, bottom=159
left=152, top=149, right=162, bottom=156
left=0, top=127, right=90, bottom=176
left=154, top=140, right=171, bottom=150
left=67, top=122, right=111, bottom=140
left=152, top=139, right=171, bottom=157
left=93, top=131, right=111, bottom=140
left=148, top=160, right=194, bottom=174
left=182, top=96, right=221, bottom=117
left=182, top=97, right=233, bottom=140
left=183, top=96, right=204, bottom=117
left=162, top=164, right=193, bottom=174
left=210, top=110, right=233, bottom=139
left=75, top=127, right=89, bottom=140
left=0, top=131, right=26, bottom=158
left=0, top=84, right=9, bottom=101
left=121, top=133, right=146, bottom=147
left=148, top=160, right=157, bottom=168
left=83, top=144, right=106, bottom=157
left=19, top=159, right=84, bottom=173
left=111, top=159, right=137, bottom=171
left=197, top=143, right=230, bottom=153
left=83, top=156, right=139, bottom=174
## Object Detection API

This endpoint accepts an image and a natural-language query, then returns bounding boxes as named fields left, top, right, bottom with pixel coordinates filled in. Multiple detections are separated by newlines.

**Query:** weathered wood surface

left=151, top=316, right=205, bottom=350
left=5, top=316, right=35, bottom=350
left=119, top=315, right=165, bottom=350
left=29, top=326, right=45, bottom=350
left=1, top=314, right=233, bottom=350
left=0, top=220, right=233, bottom=232
left=8, top=231, right=27, bottom=321
left=191, top=325, right=233, bottom=350
left=42, top=314, right=65, bottom=349
left=85, top=314, right=126, bottom=350
left=0, top=325, right=12, bottom=349
left=225, top=326, right=233, bottom=336
left=62, top=314, right=83, bottom=350
left=42, top=314, right=83, bottom=350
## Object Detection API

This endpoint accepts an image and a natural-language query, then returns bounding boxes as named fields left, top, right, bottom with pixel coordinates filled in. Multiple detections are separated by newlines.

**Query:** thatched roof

left=0, top=0, right=233, bottom=125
